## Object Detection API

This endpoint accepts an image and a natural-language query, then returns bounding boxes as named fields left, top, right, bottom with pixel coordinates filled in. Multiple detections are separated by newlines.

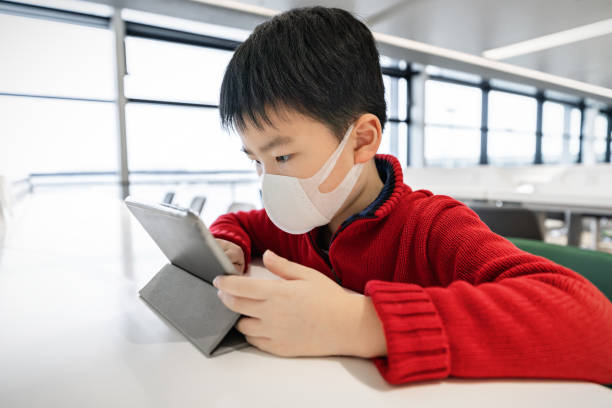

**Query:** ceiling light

left=483, top=18, right=612, bottom=60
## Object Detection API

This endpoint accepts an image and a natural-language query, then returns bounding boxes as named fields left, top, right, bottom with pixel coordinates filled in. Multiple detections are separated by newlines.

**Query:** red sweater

left=210, top=154, right=612, bottom=385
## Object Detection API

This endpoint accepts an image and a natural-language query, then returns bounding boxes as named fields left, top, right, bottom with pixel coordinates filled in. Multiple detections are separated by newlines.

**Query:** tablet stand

left=139, top=263, right=249, bottom=357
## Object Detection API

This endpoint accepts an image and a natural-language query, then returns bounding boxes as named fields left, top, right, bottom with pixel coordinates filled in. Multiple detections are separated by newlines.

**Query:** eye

left=275, top=154, right=291, bottom=163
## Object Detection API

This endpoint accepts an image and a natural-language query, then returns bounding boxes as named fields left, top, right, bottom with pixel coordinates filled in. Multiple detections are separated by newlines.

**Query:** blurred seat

left=469, top=205, right=545, bottom=241
left=162, top=191, right=175, bottom=205
left=189, top=195, right=207, bottom=215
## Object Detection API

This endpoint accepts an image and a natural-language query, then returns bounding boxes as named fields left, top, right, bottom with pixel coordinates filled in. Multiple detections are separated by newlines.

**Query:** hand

left=212, top=249, right=387, bottom=358
left=215, top=238, right=245, bottom=274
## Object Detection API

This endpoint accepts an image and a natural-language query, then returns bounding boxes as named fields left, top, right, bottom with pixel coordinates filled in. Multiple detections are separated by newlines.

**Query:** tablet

left=124, top=196, right=240, bottom=283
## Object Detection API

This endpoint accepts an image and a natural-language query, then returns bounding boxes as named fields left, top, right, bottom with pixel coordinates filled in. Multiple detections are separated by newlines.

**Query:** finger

left=214, top=275, right=279, bottom=300
left=226, top=244, right=243, bottom=261
left=226, top=246, right=245, bottom=273
left=229, top=257, right=244, bottom=273
left=263, top=250, right=308, bottom=280
left=245, top=335, right=272, bottom=352
left=235, top=317, right=266, bottom=337
left=232, top=262, right=244, bottom=274
left=216, top=239, right=231, bottom=251
left=217, top=291, right=265, bottom=317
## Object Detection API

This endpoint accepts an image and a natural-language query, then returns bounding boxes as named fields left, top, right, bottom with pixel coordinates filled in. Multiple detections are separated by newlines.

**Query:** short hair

left=219, top=6, right=387, bottom=139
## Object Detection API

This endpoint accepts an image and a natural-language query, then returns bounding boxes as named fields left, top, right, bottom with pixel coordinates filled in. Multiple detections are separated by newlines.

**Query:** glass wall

left=594, top=113, right=610, bottom=163
left=424, top=80, right=482, bottom=167
left=542, top=101, right=582, bottom=164
left=124, top=37, right=233, bottom=105
left=123, top=36, right=251, bottom=175
left=488, top=91, right=537, bottom=166
left=125, top=103, right=251, bottom=172
left=1, top=2, right=611, bottom=188
left=0, top=12, right=117, bottom=177
left=380, top=74, right=409, bottom=165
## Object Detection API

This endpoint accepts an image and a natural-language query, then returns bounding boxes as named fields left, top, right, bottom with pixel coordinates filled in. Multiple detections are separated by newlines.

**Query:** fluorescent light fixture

left=483, top=18, right=612, bottom=60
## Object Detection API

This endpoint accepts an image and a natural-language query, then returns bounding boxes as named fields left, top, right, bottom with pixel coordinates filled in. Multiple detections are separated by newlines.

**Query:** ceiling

left=49, top=0, right=612, bottom=102
left=226, top=0, right=612, bottom=90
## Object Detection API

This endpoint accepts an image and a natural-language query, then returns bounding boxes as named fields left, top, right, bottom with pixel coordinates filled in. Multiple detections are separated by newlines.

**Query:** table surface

left=1, top=186, right=611, bottom=408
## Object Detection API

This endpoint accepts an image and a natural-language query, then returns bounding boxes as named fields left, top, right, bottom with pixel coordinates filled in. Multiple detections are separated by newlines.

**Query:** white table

left=1, top=186, right=611, bottom=407
left=404, top=164, right=612, bottom=247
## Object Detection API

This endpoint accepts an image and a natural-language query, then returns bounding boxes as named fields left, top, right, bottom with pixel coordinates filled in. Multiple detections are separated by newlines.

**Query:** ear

left=352, top=114, right=382, bottom=164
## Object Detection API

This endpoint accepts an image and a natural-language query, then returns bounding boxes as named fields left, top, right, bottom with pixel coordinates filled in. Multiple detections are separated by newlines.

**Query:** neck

left=327, top=159, right=384, bottom=236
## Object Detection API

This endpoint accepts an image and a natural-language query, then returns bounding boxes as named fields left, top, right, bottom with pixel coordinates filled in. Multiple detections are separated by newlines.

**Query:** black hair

left=219, top=6, right=387, bottom=139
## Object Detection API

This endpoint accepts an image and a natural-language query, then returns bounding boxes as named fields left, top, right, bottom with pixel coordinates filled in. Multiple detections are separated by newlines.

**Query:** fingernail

left=217, top=290, right=223, bottom=298
left=212, top=277, right=219, bottom=288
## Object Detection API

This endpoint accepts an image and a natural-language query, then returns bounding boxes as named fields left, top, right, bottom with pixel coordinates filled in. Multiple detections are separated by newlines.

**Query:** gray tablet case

left=125, top=197, right=249, bottom=357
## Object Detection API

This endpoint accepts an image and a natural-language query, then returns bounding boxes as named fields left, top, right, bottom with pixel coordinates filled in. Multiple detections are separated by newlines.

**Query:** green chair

left=507, top=237, right=612, bottom=301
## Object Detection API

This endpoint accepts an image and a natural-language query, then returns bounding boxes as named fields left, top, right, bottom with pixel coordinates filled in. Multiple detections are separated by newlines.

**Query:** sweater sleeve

left=209, top=209, right=284, bottom=271
left=364, top=197, right=612, bottom=385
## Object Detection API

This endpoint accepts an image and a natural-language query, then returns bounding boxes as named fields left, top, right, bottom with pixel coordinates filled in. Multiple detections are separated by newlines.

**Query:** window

left=424, top=80, right=482, bottom=167
left=0, top=95, right=118, bottom=175
left=569, top=108, right=582, bottom=162
left=122, top=33, right=256, bottom=176
left=488, top=91, right=537, bottom=166
left=379, top=122, right=408, bottom=166
left=124, top=37, right=234, bottom=105
left=0, top=12, right=117, bottom=178
left=383, top=75, right=408, bottom=121
left=381, top=74, right=409, bottom=165
left=542, top=101, right=582, bottom=164
left=0, top=13, right=115, bottom=99
left=542, top=101, right=563, bottom=163
left=594, top=113, right=609, bottom=163
left=126, top=103, right=251, bottom=172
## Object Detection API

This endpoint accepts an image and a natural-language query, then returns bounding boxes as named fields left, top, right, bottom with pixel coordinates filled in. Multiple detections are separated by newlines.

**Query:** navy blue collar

left=314, top=154, right=398, bottom=251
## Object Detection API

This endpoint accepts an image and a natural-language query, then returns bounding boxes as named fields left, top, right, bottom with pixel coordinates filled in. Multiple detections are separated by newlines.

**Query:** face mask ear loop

left=306, top=124, right=355, bottom=184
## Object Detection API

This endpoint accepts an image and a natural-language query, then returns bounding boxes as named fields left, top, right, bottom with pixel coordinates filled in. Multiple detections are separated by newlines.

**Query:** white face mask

left=260, top=123, right=364, bottom=234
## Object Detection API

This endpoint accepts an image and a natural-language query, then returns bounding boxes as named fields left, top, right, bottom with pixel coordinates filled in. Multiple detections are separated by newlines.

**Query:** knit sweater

left=209, top=154, right=612, bottom=385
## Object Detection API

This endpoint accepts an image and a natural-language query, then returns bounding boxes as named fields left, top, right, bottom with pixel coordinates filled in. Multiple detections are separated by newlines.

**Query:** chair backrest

left=508, top=237, right=612, bottom=301
left=469, top=205, right=544, bottom=241
left=189, top=196, right=207, bottom=215
left=162, top=191, right=175, bottom=205
left=227, top=202, right=256, bottom=213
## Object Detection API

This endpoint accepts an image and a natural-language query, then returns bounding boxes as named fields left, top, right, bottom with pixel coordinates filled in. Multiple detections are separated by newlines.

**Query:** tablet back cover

left=139, top=263, right=249, bottom=356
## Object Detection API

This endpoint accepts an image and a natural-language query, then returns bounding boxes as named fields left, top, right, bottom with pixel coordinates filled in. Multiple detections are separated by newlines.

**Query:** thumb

left=263, top=250, right=309, bottom=280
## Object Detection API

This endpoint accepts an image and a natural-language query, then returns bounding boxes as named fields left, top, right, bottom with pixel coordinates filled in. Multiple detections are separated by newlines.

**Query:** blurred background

left=0, top=0, right=611, bottom=253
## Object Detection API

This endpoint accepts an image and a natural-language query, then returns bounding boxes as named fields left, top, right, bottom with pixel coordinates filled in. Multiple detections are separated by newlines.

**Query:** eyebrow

left=241, top=135, right=293, bottom=155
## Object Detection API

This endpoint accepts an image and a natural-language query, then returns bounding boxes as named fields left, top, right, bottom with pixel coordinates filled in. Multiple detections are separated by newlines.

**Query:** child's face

left=239, top=107, right=357, bottom=193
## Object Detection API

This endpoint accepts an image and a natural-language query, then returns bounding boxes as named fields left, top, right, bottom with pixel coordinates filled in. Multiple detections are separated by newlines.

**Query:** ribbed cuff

left=209, top=228, right=252, bottom=272
left=364, top=279, right=451, bottom=385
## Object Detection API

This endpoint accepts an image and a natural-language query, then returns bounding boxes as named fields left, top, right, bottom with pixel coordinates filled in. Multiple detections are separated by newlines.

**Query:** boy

left=209, top=6, right=612, bottom=385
